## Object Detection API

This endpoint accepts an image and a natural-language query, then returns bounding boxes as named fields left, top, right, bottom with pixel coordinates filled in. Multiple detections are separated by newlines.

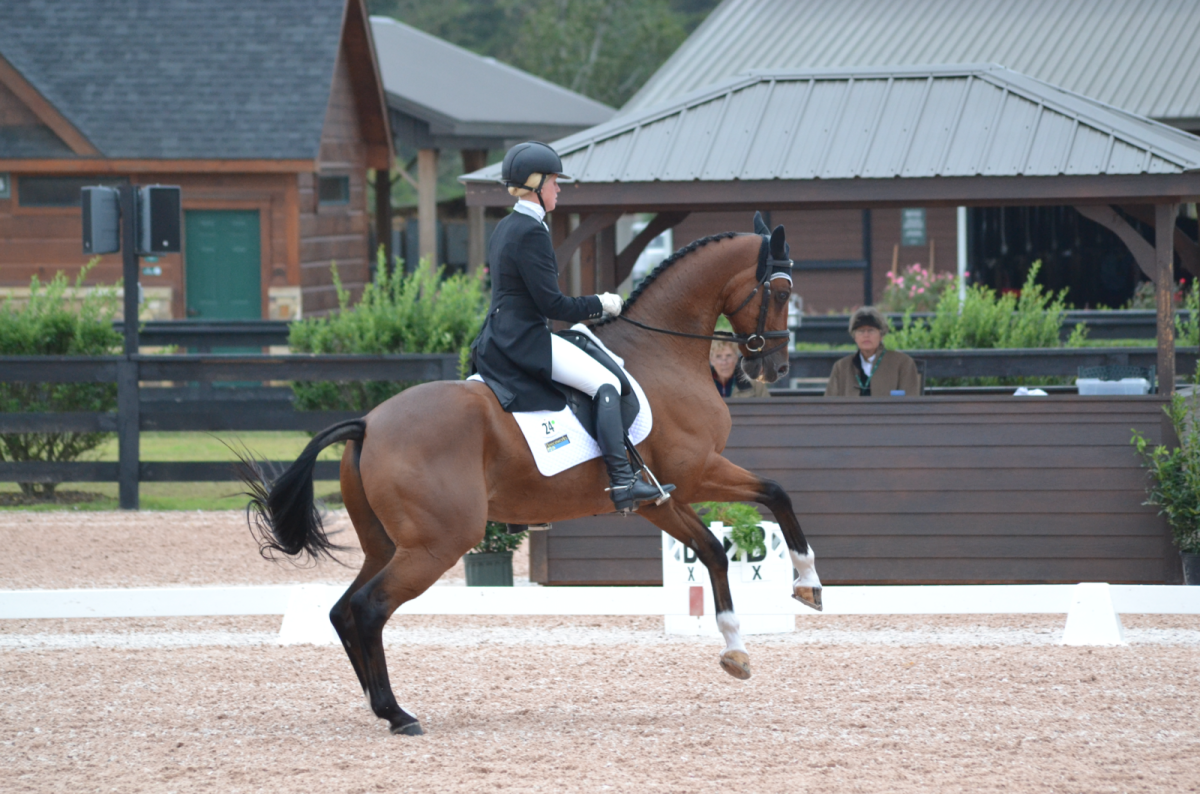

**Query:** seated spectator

left=825, top=306, right=920, bottom=397
left=711, top=339, right=771, bottom=398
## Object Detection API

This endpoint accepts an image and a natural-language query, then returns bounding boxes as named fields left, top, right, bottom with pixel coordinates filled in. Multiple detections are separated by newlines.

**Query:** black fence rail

left=113, top=311, right=1184, bottom=352
left=2, top=347, right=1196, bottom=507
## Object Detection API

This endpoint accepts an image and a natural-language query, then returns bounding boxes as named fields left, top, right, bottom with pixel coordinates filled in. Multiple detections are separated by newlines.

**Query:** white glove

left=598, top=292, right=624, bottom=317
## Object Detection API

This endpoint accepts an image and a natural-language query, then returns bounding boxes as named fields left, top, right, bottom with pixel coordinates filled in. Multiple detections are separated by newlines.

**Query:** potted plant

left=694, top=502, right=767, bottom=562
left=1132, top=392, right=1200, bottom=584
left=464, top=522, right=527, bottom=586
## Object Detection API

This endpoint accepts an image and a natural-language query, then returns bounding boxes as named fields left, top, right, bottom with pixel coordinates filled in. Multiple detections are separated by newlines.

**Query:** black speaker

left=137, top=185, right=181, bottom=254
left=81, top=186, right=120, bottom=255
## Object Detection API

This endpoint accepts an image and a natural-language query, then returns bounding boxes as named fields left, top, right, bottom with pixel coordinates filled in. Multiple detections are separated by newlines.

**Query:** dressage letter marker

left=1060, top=582, right=1126, bottom=646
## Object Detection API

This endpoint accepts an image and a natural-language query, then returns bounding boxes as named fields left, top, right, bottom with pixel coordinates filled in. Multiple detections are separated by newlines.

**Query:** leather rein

left=616, top=252, right=794, bottom=361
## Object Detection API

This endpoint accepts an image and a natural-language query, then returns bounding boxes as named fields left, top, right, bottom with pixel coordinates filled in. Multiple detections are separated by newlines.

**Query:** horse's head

left=723, top=214, right=792, bottom=384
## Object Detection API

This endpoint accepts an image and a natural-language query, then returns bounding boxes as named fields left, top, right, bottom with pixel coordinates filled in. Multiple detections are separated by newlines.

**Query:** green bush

left=1132, top=391, right=1200, bottom=553
left=471, top=521, right=527, bottom=554
left=288, top=253, right=489, bottom=412
left=886, top=261, right=1087, bottom=386
left=694, top=501, right=765, bottom=561
left=0, top=261, right=121, bottom=499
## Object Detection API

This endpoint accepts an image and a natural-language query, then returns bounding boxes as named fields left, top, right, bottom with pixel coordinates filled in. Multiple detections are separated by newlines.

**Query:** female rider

left=471, top=141, right=670, bottom=512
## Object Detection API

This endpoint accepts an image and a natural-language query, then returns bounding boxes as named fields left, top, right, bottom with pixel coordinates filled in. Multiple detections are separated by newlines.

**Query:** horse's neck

left=597, top=236, right=750, bottom=373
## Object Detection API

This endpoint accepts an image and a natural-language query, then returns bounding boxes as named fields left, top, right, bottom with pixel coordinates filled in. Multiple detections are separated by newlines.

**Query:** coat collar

left=513, top=199, right=547, bottom=229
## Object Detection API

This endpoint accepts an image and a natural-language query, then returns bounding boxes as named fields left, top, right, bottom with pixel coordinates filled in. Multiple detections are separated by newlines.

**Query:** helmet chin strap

left=528, top=174, right=548, bottom=211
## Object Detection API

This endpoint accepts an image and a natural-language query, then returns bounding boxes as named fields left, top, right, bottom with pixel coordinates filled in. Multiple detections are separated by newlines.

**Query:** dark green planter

left=1182, top=552, right=1200, bottom=585
left=465, top=551, right=514, bottom=587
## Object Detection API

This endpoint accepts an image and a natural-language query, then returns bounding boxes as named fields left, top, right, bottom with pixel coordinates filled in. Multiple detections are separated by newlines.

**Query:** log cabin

left=0, top=0, right=392, bottom=320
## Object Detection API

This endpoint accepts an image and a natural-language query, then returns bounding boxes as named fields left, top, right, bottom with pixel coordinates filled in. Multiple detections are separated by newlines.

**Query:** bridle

left=616, top=242, right=794, bottom=361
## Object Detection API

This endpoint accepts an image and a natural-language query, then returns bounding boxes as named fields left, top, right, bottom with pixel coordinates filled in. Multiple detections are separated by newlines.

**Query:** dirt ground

left=0, top=509, right=528, bottom=589
left=2, top=511, right=1200, bottom=793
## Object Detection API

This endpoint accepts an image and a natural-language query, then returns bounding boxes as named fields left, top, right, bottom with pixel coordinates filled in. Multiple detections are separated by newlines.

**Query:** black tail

left=234, top=418, right=366, bottom=564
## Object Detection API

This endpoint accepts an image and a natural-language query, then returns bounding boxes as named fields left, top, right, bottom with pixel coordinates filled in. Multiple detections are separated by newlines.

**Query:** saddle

left=554, top=329, right=640, bottom=438
left=504, top=329, right=642, bottom=536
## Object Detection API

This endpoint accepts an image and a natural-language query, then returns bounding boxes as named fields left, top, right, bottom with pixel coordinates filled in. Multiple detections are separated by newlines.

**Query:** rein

left=616, top=246, right=794, bottom=361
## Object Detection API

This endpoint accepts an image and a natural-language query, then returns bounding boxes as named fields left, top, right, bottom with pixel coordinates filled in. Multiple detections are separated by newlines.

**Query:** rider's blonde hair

left=507, top=172, right=546, bottom=198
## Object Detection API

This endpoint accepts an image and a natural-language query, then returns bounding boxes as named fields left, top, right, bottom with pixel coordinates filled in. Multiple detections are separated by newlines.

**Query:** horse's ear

left=770, top=224, right=788, bottom=259
left=753, top=211, right=770, bottom=236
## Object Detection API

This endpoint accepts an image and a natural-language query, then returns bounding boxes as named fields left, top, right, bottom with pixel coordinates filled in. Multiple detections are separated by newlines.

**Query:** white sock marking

left=790, top=546, right=822, bottom=590
left=716, top=611, right=747, bottom=654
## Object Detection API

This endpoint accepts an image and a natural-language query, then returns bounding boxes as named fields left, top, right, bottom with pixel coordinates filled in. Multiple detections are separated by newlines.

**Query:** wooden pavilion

left=462, top=64, right=1200, bottom=586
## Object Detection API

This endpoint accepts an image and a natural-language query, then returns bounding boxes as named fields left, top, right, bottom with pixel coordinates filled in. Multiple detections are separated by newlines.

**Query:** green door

left=185, top=210, right=261, bottom=319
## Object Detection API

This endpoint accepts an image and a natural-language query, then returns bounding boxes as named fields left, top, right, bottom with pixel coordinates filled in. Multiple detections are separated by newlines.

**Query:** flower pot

left=465, top=551, right=514, bottom=587
left=1182, top=552, right=1200, bottom=585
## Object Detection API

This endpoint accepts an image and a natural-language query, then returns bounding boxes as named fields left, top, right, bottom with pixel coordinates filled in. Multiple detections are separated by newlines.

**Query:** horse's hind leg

left=695, top=453, right=822, bottom=611
left=330, top=439, right=395, bottom=697
left=349, top=546, right=469, bottom=735
left=642, top=500, right=752, bottom=680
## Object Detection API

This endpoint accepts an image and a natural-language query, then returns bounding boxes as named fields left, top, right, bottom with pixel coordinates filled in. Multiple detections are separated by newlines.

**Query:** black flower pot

left=465, top=551, right=514, bottom=586
left=1182, top=552, right=1200, bottom=586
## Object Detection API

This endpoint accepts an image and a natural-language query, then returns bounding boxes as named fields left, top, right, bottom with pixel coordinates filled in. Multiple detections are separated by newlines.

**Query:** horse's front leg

left=694, top=453, right=823, bottom=612
left=641, top=500, right=752, bottom=680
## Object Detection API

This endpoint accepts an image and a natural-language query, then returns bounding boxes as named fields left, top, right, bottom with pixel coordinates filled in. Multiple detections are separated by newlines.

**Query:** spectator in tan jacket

left=824, top=306, right=921, bottom=397
left=711, top=339, right=771, bottom=398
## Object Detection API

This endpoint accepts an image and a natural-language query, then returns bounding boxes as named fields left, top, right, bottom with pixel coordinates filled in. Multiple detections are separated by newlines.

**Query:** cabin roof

left=0, top=0, right=367, bottom=161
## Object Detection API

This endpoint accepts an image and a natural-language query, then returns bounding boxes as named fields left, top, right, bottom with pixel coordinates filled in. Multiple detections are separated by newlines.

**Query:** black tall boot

left=594, top=384, right=673, bottom=512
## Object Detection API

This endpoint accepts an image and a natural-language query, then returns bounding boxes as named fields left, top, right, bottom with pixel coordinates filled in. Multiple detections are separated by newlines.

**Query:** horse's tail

left=234, top=418, right=366, bottom=563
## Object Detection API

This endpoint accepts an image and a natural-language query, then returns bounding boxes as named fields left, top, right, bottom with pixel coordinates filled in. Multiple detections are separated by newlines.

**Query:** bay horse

left=238, top=217, right=822, bottom=736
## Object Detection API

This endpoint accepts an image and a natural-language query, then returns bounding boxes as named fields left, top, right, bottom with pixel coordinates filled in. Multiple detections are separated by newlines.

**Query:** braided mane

left=594, top=231, right=741, bottom=327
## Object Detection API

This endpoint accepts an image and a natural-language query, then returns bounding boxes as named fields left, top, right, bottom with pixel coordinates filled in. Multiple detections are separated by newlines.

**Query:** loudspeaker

left=137, top=185, right=181, bottom=254
left=81, top=186, right=120, bottom=255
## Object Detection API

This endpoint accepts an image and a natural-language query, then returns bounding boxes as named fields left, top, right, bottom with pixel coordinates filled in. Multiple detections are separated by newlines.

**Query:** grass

left=0, top=432, right=343, bottom=511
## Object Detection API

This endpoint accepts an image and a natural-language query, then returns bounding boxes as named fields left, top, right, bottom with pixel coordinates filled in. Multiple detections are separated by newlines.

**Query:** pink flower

left=917, top=287, right=925, bottom=294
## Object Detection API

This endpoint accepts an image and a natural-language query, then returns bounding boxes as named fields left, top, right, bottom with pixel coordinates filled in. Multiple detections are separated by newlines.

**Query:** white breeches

left=550, top=333, right=620, bottom=398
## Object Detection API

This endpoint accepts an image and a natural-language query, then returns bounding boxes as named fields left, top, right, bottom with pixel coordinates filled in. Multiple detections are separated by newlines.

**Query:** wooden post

left=596, top=225, right=617, bottom=292
left=861, top=209, right=873, bottom=305
left=1156, top=202, right=1178, bottom=394
left=462, top=149, right=488, bottom=276
left=118, top=185, right=140, bottom=510
left=373, top=167, right=392, bottom=274
left=417, top=148, right=438, bottom=267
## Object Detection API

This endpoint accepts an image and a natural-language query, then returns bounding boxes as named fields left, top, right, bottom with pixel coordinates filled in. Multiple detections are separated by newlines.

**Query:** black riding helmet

left=502, top=142, right=572, bottom=210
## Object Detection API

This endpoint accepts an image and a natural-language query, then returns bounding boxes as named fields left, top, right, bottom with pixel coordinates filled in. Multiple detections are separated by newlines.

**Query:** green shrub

left=1132, top=391, right=1200, bottom=553
left=288, top=253, right=489, bottom=412
left=0, top=261, right=121, bottom=499
left=694, top=501, right=765, bottom=561
left=886, top=261, right=1087, bottom=386
left=471, top=521, right=527, bottom=554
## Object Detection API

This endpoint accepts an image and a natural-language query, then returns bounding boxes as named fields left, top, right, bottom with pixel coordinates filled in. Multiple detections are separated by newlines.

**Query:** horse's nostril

left=779, top=364, right=789, bottom=375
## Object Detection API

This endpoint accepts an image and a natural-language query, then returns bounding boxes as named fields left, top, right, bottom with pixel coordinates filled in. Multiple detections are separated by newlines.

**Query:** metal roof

left=462, top=65, right=1200, bottom=188
left=370, top=17, right=614, bottom=149
left=625, top=0, right=1200, bottom=129
left=0, top=0, right=351, bottom=160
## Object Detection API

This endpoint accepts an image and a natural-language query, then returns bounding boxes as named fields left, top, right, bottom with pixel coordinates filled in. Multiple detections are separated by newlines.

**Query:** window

left=317, top=175, right=350, bottom=205
left=0, top=173, right=10, bottom=199
left=18, top=175, right=128, bottom=207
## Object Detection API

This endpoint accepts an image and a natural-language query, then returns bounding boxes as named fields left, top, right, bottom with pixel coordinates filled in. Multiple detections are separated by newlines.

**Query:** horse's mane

left=594, top=231, right=741, bottom=327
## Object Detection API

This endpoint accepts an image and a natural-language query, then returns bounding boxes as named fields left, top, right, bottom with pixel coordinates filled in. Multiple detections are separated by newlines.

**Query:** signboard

left=901, top=207, right=926, bottom=246
left=0, top=173, right=9, bottom=200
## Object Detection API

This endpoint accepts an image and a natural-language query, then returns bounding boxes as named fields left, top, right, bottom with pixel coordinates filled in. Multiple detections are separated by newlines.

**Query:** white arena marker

left=1061, top=582, right=1125, bottom=646
left=278, top=585, right=340, bottom=646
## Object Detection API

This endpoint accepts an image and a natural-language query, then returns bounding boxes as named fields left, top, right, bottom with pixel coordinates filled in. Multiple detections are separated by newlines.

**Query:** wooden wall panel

left=534, top=397, right=1179, bottom=586
left=300, top=43, right=371, bottom=317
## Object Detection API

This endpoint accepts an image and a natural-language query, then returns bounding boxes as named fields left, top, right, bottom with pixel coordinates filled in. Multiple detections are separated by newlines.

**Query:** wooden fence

left=530, top=397, right=1181, bottom=586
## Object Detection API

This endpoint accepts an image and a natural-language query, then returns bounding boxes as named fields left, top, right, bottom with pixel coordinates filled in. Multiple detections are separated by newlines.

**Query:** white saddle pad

left=469, top=324, right=652, bottom=477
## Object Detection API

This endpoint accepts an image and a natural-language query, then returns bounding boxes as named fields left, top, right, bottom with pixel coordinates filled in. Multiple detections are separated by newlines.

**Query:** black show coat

left=472, top=210, right=603, bottom=412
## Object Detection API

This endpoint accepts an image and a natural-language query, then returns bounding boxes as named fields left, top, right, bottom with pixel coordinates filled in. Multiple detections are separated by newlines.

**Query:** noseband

left=616, top=244, right=793, bottom=361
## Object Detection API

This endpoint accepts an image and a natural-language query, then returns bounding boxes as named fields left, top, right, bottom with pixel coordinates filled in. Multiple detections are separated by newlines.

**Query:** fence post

left=118, top=185, right=140, bottom=510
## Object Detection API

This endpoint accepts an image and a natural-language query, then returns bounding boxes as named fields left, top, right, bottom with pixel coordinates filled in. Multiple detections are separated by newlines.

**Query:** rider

left=471, top=141, right=671, bottom=512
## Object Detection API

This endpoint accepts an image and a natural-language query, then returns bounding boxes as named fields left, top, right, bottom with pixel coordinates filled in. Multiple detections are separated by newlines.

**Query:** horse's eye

left=775, top=291, right=789, bottom=304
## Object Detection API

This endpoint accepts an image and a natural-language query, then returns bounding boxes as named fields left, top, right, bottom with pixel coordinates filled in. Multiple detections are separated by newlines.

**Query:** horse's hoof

left=720, top=650, right=752, bottom=680
left=793, top=586, right=823, bottom=612
left=390, top=720, right=424, bottom=736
